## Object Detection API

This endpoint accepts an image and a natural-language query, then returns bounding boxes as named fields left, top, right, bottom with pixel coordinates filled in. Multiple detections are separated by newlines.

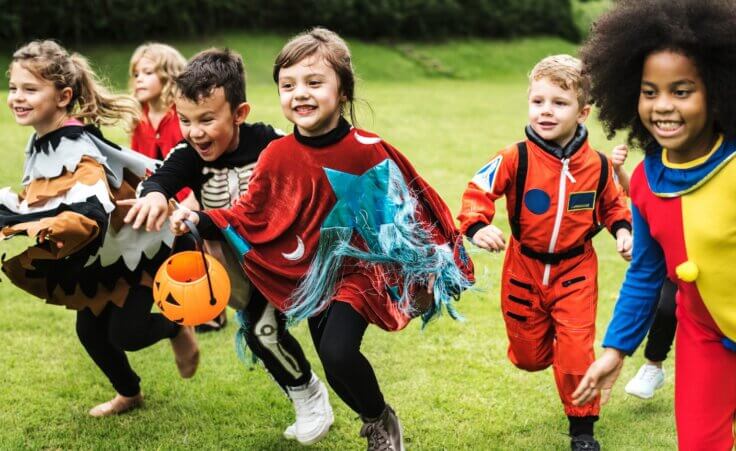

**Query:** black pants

left=243, top=289, right=312, bottom=389
left=309, top=301, right=386, bottom=419
left=644, top=279, right=678, bottom=362
left=75, top=285, right=180, bottom=397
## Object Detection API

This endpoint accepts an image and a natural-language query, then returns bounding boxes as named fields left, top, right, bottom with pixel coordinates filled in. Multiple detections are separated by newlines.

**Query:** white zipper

left=543, top=158, right=575, bottom=286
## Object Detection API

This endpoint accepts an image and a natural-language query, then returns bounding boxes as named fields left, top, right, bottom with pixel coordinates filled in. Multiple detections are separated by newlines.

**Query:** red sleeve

left=598, top=155, right=633, bottom=233
left=457, top=145, right=518, bottom=235
left=204, top=145, right=300, bottom=244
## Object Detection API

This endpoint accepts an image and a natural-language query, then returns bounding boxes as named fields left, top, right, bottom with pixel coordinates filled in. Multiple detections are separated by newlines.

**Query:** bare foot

left=170, top=326, right=200, bottom=378
left=89, top=393, right=144, bottom=417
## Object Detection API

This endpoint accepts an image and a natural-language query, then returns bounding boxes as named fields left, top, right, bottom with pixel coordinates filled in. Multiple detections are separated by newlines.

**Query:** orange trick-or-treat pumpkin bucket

left=153, top=221, right=230, bottom=326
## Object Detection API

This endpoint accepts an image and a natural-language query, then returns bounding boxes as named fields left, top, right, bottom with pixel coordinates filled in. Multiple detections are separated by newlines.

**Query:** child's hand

left=572, top=348, right=625, bottom=406
left=169, top=207, right=200, bottom=236
left=38, top=228, right=64, bottom=249
left=471, top=224, right=506, bottom=252
left=118, top=192, right=169, bottom=231
left=610, top=144, right=629, bottom=169
left=616, top=228, right=632, bottom=261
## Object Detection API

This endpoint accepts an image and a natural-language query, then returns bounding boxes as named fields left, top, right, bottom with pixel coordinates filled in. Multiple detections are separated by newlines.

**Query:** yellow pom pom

left=676, top=260, right=699, bottom=282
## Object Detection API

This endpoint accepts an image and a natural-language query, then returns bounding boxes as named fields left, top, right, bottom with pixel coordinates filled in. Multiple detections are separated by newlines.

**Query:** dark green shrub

left=0, top=0, right=579, bottom=46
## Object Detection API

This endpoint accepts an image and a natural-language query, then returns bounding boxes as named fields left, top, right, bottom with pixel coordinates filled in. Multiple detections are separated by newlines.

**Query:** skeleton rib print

left=201, top=163, right=256, bottom=209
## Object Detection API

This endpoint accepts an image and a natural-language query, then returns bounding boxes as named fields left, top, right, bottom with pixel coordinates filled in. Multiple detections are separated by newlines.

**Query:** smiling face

left=638, top=50, right=715, bottom=163
left=175, top=87, right=250, bottom=161
left=7, top=63, right=71, bottom=136
left=277, top=55, right=345, bottom=137
left=132, top=56, right=164, bottom=105
left=528, top=77, right=589, bottom=147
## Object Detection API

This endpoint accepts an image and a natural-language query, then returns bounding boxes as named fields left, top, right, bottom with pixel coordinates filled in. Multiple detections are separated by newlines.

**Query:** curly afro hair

left=580, top=0, right=736, bottom=152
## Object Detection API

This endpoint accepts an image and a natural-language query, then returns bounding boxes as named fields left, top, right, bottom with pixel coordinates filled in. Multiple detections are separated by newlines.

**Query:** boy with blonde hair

left=458, top=55, right=632, bottom=450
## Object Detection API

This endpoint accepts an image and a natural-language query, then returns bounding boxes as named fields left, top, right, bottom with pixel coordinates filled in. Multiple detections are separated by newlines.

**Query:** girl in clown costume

left=571, top=0, right=736, bottom=449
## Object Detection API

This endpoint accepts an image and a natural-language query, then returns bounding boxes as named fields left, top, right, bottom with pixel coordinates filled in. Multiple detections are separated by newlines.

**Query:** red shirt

left=131, top=104, right=182, bottom=159
left=131, top=104, right=191, bottom=201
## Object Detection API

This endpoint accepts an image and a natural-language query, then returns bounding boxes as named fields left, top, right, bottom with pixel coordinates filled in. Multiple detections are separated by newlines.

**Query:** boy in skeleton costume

left=129, top=48, right=335, bottom=445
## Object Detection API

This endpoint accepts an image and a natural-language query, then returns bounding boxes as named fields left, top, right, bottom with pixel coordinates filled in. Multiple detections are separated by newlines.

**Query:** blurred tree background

left=0, top=0, right=584, bottom=48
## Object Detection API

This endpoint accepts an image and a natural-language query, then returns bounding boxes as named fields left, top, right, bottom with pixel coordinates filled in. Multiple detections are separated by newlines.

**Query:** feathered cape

left=0, top=125, right=174, bottom=314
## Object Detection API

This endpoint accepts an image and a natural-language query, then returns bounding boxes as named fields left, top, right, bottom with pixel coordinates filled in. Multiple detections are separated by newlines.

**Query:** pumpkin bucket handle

left=176, top=219, right=217, bottom=306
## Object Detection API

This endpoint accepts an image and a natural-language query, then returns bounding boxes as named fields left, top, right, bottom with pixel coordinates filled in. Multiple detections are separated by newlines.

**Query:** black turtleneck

left=294, top=117, right=352, bottom=148
left=525, top=124, right=588, bottom=159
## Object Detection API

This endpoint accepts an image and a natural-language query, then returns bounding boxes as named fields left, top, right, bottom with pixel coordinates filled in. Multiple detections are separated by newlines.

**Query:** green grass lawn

left=0, top=33, right=675, bottom=449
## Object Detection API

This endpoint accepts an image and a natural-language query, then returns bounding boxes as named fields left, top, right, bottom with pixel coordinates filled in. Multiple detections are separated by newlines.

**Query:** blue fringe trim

left=286, top=227, right=353, bottom=323
left=234, top=310, right=259, bottom=368
left=286, top=160, right=472, bottom=326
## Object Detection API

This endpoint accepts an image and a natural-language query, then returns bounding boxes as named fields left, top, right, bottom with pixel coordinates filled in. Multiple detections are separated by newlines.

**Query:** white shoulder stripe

left=354, top=132, right=382, bottom=145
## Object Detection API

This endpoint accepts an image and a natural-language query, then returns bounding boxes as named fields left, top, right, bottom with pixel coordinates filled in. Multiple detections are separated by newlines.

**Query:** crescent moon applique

left=282, top=235, right=305, bottom=261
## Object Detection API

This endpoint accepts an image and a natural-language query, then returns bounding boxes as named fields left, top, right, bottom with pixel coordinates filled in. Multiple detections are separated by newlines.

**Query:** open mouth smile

left=652, top=120, right=684, bottom=137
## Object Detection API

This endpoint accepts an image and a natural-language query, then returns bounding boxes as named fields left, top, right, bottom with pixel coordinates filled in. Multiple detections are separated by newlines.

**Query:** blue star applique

left=322, top=159, right=402, bottom=250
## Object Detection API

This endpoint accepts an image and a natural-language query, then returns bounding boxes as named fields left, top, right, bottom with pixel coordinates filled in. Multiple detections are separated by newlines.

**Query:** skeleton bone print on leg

left=201, top=163, right=256, bottom=208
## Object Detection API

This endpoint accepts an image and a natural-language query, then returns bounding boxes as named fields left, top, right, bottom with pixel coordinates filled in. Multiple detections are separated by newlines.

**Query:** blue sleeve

left=602, top=204, right=667, bottom=354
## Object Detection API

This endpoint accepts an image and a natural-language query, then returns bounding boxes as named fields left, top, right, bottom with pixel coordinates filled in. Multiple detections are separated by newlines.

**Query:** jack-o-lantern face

left=153, top=251, right=230, bottom=326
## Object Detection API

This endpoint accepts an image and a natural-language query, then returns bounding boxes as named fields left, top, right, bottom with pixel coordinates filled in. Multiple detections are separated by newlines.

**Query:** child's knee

left=512, top=359, right=551, bottom=372
left=75, top=314, right=94, bottom=343
left=108, top=322, right=144, bottom=351
left=508, top=345, right=553, bottom=372
left=318, top=340, right=355, bottom=375
left=246, top=307, right=280, bottom=349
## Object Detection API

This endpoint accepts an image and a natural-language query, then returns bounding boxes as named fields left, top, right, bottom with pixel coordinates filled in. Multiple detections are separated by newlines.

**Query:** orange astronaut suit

left=458, top=126, right=631, bottom=416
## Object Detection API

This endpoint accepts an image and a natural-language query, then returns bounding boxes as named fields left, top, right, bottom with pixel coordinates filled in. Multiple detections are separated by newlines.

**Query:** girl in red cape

left=170, top=28, right=473, bottom=450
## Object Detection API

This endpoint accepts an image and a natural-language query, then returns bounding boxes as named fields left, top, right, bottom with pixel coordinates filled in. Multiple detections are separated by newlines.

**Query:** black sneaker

left=571, top=434, right=600, bottom=451
left=195, top=310, right=227, bottom=333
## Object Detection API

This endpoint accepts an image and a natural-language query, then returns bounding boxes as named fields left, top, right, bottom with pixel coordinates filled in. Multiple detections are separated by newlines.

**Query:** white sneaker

left=283, top=423, right=296, bottom=440
left=284, top=373, right=334, bottom=445
left=625, top=363, right=665, bottom=399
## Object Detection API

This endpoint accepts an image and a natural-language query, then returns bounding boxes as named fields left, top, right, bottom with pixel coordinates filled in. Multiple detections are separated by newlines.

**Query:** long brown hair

left=12, top=40, right=139, bottom=130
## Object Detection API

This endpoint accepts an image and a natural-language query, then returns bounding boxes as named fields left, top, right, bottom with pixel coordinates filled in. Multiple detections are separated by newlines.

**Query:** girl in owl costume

left=2, top=41, right=198, bottom=417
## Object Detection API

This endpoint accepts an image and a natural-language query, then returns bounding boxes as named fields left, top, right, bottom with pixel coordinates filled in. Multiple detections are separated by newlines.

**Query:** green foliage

left=0, top=0, right=580, bottom=47
left=572, top=0, right=614, bottom=38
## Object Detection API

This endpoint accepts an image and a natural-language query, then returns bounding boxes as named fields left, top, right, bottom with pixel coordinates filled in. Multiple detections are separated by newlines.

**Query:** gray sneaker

left=360, top=404, right=404, bottom=451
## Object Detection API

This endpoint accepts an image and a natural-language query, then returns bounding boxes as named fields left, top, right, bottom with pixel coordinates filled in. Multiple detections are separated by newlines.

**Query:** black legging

left=644, top=279, right=678, bottom=362
left=309, top=301, right=386, bottom=419
left=243, top=289, right=311, bottom=390
left=75, top=285, right=180, bottom=397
